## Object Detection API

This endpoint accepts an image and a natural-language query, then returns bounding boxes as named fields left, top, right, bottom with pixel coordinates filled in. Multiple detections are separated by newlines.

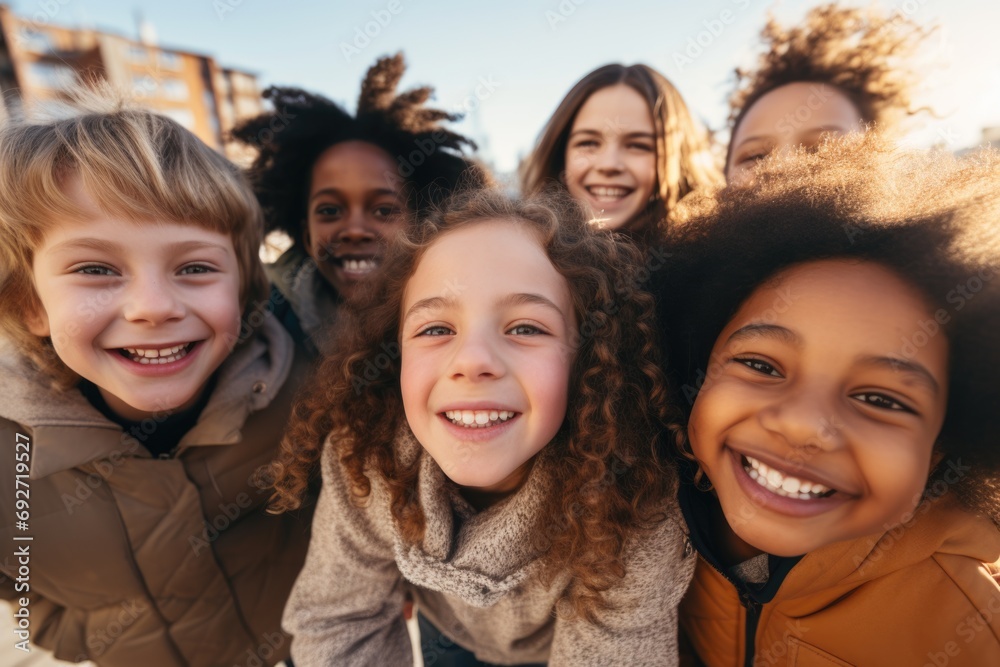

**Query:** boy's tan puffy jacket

left=681, top=489, right=1000, bottom=666
left=0, top=316, right=312, bottom=667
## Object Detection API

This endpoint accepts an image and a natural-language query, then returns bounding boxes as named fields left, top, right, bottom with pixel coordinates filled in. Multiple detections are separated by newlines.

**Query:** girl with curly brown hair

left=726, top=3, right=933, bottom=184
left=520, top=64, right=722, bottom=242
left=232, top=53, right=488, bottom=354
left=271, top=188, right=694, bottom=665
left=657, top=135, right=1000, bottom=666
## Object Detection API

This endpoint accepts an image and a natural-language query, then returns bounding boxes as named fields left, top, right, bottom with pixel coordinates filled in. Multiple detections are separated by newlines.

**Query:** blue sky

left=15, top=0, right=1000, bottom=172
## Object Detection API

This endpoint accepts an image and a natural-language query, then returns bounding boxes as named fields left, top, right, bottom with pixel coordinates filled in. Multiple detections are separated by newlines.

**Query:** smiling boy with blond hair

left=0, top=89, right=311, bottom=667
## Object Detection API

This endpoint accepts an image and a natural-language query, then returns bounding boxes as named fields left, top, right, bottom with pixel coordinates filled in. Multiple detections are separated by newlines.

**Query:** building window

left=161, top=78, right=189, bottom=101
left=160, top=108, right=195, bottom=130
left=27, top=62, right=75, bottom=90
left=132, top=74, right=156, bottom=97
left=20, top=30, right=55, bottom=54
left=127, top=45, right=147, bottom=62
left=159, top=52, right=182, bottom=70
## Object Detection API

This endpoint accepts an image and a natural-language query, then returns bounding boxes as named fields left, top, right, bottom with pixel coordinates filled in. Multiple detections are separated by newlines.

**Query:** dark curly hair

left=658, top=133, right=1000, bottom=521
left=264, top=188, right=679, bottom=620
left=231, top=52, right=489, bottom=249
left=727, top=3, right=933, bottom=167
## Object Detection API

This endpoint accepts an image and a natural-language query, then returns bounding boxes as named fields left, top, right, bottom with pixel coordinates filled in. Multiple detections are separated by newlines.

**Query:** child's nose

left=336, top=211, right=377, bottom=244
left=121, top=276, right=185, bottom=324
left=757, top=387, right=846, bottom=452
left=448, top=333, right=505, bottom=381
left=594, top=144, right=625, bottom=173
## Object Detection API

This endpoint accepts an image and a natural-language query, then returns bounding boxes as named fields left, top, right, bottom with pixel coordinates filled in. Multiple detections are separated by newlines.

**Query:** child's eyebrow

left=569, top=129, right=656, bottom=141
left=311, top=187, right=399, bottom=201
left=858, top=355, right=941, bottom=396
left=495, top=292, right=567, bottom=319
left=403, top=292, right=566, bottom=325
left=726, top=323, right=801, bottom=346
left=732, top=134, right=772, bottom=148
left=48, top=238, right=230, bottom=255
left=403, top=295, right=454, bottom=324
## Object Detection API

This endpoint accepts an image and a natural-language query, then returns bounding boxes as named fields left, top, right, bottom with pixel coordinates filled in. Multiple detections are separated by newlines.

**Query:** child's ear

left=25, top=307, right=51, bottom=337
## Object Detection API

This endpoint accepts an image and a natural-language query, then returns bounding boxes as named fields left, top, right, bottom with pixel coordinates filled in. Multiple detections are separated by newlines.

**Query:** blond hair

left=0, top=86, right=267, bottom=386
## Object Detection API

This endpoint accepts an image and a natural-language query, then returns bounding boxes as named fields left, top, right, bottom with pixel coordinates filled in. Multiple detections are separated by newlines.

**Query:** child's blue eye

left=76, top=265, right=116, bottom=276
left=735, top=357, right=781, bottom=377
left=853, top=393, right=913, bottom=413
left=418, top=326, right=453, bottom=337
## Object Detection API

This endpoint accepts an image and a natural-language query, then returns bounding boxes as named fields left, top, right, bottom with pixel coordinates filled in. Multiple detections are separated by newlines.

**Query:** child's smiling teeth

left=120, top=343, right=192, bottom=365
left=586, top=186, right=633, bottom=202
left=340, top=258, right=377, bottom=274
left=742, top=455, right=836, bottom=500
left=444, top=409, right=516, bottom=428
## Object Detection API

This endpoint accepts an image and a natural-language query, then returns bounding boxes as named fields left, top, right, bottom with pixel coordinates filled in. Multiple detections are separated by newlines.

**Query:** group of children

left=0, top=3, right=997, bottom=666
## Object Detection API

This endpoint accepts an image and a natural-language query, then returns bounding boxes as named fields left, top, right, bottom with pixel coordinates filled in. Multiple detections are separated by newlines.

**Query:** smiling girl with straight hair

left=520, top=64, right=721, bottom=242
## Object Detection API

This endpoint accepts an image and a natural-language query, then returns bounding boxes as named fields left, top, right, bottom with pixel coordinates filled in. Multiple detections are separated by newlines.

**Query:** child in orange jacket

left=658, top=134, right=1000, bottom=666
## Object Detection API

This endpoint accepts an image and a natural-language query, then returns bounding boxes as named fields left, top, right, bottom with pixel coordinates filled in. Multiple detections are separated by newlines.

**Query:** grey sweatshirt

left=283, top=431, right=695, bottom=666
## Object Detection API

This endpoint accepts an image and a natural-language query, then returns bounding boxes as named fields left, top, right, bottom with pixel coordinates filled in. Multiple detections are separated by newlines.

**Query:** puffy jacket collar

left=265, top=247, right=339, bottom=354
left=779, top=478, right=1000, bottom=600
left=679, top=459, right=1000, bottom=604
left=679, top=474, right=802, bottom=605
left=0, top=315, right=294, bottom=480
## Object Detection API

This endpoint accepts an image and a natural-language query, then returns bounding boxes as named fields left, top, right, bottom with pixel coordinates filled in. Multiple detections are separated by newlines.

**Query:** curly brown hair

left=727, top=3, right=933, bottom=166
left=264, top=188, right=679, bottom=620
left=231, top=52, right=490, bottom=250
left=658, top=133, right=1000, bottom=522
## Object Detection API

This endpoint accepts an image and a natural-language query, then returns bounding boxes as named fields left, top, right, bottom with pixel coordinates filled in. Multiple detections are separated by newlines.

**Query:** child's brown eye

left=374, top=205, right=402, bottom=219
left=315, top=204, right=342, bottom=217
left=854, top=393, right=912, bottom=413
left=739, top=151, right=768, bottom=165
left=735, top=357, right=781, bottom=377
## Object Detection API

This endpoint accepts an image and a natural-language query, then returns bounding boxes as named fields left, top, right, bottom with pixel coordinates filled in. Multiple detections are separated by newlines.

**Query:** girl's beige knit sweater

left=283, top=431, right=695, bottom=666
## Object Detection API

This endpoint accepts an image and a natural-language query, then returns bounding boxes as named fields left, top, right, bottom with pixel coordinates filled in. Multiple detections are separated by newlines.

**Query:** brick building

left=0, top=4, right=262, bottom=160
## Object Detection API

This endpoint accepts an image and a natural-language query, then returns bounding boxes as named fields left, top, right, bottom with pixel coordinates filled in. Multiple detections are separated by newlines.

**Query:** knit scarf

left=390, top=428, right=557, bottom=608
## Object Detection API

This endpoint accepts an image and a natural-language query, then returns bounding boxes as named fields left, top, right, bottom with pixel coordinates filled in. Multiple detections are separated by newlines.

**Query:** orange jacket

left=680, top=485, right=1000, bottom=666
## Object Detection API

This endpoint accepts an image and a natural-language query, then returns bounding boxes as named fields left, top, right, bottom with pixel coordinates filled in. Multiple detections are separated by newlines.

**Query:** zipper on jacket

left=740, top=589, right=762, bottom=667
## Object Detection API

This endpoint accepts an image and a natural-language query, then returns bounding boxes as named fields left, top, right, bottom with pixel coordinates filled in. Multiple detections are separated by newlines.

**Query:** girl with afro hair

left=657, top=135, right=1000, bottom=665
left=233, top=53, right=489, bottom=355
left=726, top=3, right=934, bottom=184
